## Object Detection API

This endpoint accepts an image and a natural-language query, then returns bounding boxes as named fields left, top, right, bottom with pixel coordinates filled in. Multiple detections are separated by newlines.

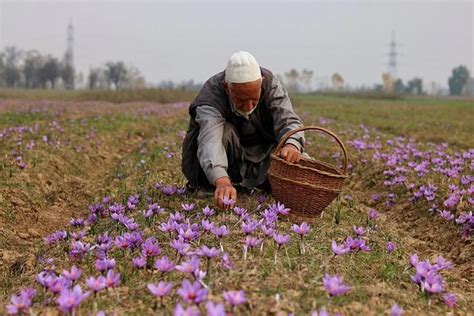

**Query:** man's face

left=224, top=78, right=262, bottom=113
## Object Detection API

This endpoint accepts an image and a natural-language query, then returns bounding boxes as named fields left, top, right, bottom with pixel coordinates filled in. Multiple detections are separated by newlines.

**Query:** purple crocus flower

left=368, top=209, right=379, bottom=221
left=199, top=245, right=221, bottom=258
left=154, top=256, right=176, bottom=273
left=352, top=226, right=366, bottom=236
left=439, top=210, right=454, bottom=221
left=132, top=255, right=147, bottom=269
left=390, top=303, right=404, bottom=316
left=331, top=240, right=350, bottom=256
left=344, top=236, right=371, bottom=252
left=421, top=273, right=444, bottom=294
left=95, top=258, right=116, bottom=273
left=86, top=276, right=107, bottom=293
left=104, top=270, right=121, bottom=288
left=409, top=254, right=419, bottom=267
left=62, top=265, right=82, bottom=282
left=233, top=207, right=248, bottom=217
left=212, top=225, right=230, bottom=238
left=148, top=281, right=173, bottom=297
left=291, top=222, right=311, bottom=236
left=181, top=203, right=195, bottom=212
left=223, top=290, right=246, bottom=307
left=141, top=237, right=161, bottom=257
left=176, top=256, right=201, bottom=274
left=178, top=227, right=200, bottom=241
left=386, top=242, right=397, bottom=253
left=170, top=238, right=191, bottom=256
left=159, top=220, right=176, bottom=234
left=434, top=256, right=453, bottom=271
left=222, top=196, right=236, bottom=207
left=206, top=301, right=226, bottom=316
left=221, top=252, right=235, bottom=270
left=270, top=202, right=290, bottom=215
left=273, top=233, right=291, bottom=247
left=241, top=220, right=259, bottom=235
left=56, top=285, right=91, bottom=314
left=443, top=293, right=457, bottom=308
left=322, top=273, right=350, bottom=296
left=6, top=289, right=35, bottom=315
left=202, top=205, right=215, bottom=217
left=177, top=279, right=208, bottom=304
left=244, top=236, right=263, bottom=249
left=174, top=304, right=200, bottom=316
left=47, top=276, right=72, bottom=294
left=161, top=185, right=177, bottom=196
left=44, top=230, right=67, bottom=245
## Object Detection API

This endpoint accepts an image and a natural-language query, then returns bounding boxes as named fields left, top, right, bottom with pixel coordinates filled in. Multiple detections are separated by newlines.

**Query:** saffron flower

left=86, top=276, right=106, bottom=293
left=174, top=304, right=200, bottom=316
left=206, top=301, right=226, bottom=316
left=132, top=255, right=147, bottom=269
left=368, top=208, right=379, bottom=221
left=322, top=273, right=350, bottom=297
left=291, top=222, right=311, bottom=236
left=181, top=203, right=195, bottom=212
left=199, top=245, right=221, bottom=259
left=177, top=280, right=208, bottom=304
left=141, top=237, right=161, bottom=257
left=443, top=293, right=457, bottom=308
left=6, top=288, right=36, bottom=315
left=352, top=226, right=366, bottom=236
left=176, top=256, right=201, bottom=275
left=61, top=265, right=82, bottom=282
left=331, top=240, right=350, bottom=256
left=291, top=222, right=310, bottom=253
left=221, top=252, right=235, bottom=270
left=222, top=196, right=236, bottom=207
left=202, top=205, right=215, bottom=217
left=390, top=303, right=404, bottom=316
left=386, top=241, right=397, bottom=253
left=154, top=256, right=175, bottom=273
left=56, top=285, right=90, bottom=314
left=104, top=270, right=121, bottom=288
left=95, top=258, right=116, bottom=273
left=223, top=290, right=246, bottom=307
left=148, top=281, right=173, bottom=297
left=273, top=233, right=291, bottom=247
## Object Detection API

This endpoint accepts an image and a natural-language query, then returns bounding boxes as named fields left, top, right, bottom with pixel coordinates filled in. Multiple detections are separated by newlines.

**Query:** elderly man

left=182, top=51, right=305, bottom=209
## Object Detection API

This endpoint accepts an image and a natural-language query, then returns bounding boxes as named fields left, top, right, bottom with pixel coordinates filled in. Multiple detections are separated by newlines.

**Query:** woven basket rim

left=269, top=173, right=343, bottom=193
left=270, top=154, right=349, bottom=179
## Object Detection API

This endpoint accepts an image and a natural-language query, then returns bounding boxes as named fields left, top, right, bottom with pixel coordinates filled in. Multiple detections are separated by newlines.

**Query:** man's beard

left=230, top=99, right=257, bottom=118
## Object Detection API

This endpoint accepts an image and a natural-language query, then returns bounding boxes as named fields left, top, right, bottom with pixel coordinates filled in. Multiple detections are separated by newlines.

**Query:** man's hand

left=280, top=144, right=301, bottom=163
left=214, top=176, right=237, bottom=210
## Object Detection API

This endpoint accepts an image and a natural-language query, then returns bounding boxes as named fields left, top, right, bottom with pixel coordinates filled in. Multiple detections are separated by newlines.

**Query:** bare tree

left=331, top=73, right=345, bottom=91
left=301, top=69, right=314, bottom=92
left=284, top=69, right=300, bottom=93
left=60, top=62, right=75, bottom=90
left=39, top=55, right=60, bottom=89
left=23, top=50, right=43, bottom=89
left=4, top=46, right=22, bottom=88
left=104, top=61, right=128, bottom=90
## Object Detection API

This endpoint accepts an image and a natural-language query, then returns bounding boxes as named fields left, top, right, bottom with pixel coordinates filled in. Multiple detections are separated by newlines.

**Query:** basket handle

left=275, top=125, right=349, bottom=174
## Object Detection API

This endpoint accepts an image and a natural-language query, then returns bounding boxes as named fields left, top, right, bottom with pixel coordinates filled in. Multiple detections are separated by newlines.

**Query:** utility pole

left=64, top=18, right=75, bottom=89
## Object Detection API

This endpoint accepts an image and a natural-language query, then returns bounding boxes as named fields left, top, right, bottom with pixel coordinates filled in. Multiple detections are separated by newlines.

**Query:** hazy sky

left=1, top=0, right=472, bottom=89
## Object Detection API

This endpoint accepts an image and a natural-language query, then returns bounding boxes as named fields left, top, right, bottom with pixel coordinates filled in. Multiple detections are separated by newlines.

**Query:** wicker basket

left=268, top=126, right=349, bottom=223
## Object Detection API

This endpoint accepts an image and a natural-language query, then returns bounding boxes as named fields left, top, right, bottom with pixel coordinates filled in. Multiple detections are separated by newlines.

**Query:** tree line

left=0, top=46, right=145, bottom=90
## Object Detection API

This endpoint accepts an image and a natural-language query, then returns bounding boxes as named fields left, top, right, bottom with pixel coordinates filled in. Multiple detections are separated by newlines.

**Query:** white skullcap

left=225, top=51, right=262, bottom=83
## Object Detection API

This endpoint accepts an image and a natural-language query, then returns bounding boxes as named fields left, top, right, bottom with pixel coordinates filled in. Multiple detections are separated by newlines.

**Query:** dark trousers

left=186, top=123, right=272, bottom=192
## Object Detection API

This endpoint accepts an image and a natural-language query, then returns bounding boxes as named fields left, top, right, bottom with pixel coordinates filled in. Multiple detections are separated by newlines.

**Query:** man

left=182, top=51, right=305, bottom=209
